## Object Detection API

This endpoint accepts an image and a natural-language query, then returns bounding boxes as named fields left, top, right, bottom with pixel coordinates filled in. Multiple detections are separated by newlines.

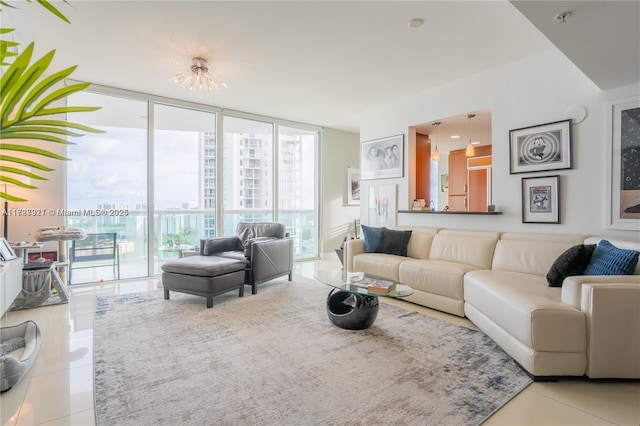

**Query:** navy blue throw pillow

left=361, top=225, right=384, bottom=253
left=583, top=240, right=639, bottom=276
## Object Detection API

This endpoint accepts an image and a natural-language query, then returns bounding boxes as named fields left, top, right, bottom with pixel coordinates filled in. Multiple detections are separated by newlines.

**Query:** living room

left=1, top=1, right=639, bottom=425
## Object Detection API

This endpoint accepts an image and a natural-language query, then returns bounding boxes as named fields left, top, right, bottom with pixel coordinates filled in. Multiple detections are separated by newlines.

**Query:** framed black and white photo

left=522, top=175, right=560, bottom=224
left=607, top=96, right=640, bottom=230
left=347, top=167, right=360, bottom=205
left=509, top=120, right=572, bottom=174
left=361, top=134, right=404, bottom=180
left=0, top=237, right=17, bottom=261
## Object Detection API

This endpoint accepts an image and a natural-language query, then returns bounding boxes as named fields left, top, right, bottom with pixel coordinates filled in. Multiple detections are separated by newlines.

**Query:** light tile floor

left=1, top=258, right=639, bottom=425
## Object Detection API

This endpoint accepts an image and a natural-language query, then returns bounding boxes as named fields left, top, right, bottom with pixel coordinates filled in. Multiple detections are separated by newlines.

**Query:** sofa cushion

left=492, top=235, right=584, bottom=276
left=161, top=255, right=247, bottom=277
left=546, top=244, right=596, bottom=287
left=399, top=259, right=477, bottom=300
left=361, top=225, right=384, bottom=253
left=429, top=233, right=498, bottom=269
left=464, top=270, right=586, bottom=353
left=353, top=252, right=404, bottom=281
left=584, top=240, right=640, bottom=276
left=236, top=222, right=285, bottom=243
left=376, top=228, right=412, bottom=257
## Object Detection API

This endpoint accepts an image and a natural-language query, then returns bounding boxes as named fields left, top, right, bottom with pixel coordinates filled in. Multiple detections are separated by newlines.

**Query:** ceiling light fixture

left=431, top=121, right=441, bottom=161
left=554, top=11, right=571, bottom=23
left=172, top=57, right=227, bottom=93
left=465, top=113, right=476, bottom=157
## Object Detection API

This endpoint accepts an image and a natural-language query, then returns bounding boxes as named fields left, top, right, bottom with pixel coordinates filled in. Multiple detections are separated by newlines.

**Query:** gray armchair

left=200, top=222, right=294, bottom=294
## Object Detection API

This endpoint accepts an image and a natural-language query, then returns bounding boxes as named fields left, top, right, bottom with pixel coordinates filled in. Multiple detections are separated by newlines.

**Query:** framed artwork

left=607, top=96, right=640, bottom=230
left=368, top=184, right=396, bottom=227
left=440, top=174, right=449, bottom=192
left=509, top=119, right=572, bottom=174
left=0, top=237, right=17, bottom=261
left=347, top=167, right=360, bottom=205
left=361, top=134, right=404, bottom=180
left=522, top=175, right=560, bottom=224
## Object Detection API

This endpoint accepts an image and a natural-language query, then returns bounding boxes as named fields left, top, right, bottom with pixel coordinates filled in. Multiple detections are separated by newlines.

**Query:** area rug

left=93, top=275, right=531, bottom=426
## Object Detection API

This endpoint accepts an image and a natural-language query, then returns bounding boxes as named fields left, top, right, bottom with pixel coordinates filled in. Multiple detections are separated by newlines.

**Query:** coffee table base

left=326, top=288, right=379, bottom=330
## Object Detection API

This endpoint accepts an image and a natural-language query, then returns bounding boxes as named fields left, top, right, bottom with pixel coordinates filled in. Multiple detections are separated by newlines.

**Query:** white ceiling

left=4, top=1, right=638, bottom=134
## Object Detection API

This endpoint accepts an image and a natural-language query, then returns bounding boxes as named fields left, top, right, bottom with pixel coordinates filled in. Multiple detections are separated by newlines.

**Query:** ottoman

left=161, top=256, right=248, bottom=308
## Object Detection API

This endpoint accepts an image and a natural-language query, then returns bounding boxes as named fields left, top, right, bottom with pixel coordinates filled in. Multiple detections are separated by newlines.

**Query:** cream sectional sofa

left=343, top=227, right=640, bottom=379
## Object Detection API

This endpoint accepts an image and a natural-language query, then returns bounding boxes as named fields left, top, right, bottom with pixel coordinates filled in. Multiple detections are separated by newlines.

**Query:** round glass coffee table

left=314, top=269, right=413, bottom=330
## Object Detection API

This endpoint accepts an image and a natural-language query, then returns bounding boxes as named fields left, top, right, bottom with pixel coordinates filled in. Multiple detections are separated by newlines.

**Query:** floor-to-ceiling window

left=153, top=104, right=217, bottom=274
left=66, top=91, right=149, bottom=284
left=66, top=85, right=320, bottom=284
left=222, top=116, right=274, bottom=234
left=278, top=126, right=318, bottom=258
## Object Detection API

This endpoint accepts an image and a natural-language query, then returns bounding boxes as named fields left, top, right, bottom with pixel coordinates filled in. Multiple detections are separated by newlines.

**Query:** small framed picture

left=522, top=175, right=560, bottom=224
left=0, top=237, right=18, bottom=261
left=361, top=134, right=404, bottom=180
left=509, top=119, right=572, bottom=174
left=347, top=167, right=360, bottom=205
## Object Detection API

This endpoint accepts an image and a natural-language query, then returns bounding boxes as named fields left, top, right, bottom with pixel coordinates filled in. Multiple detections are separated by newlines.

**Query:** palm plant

left=0, top=0, right=102, bottom=202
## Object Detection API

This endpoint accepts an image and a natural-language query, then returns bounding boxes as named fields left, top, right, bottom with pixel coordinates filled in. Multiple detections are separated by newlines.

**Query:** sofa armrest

left=200, top=237, right=242, bottom=255
left=250, top=237, right=294, bottom=283
left=580, top=283, right=640, bottom=378
left=561, top=275, right=640, bottom=308
left=344, top=238, right=364, bottom=272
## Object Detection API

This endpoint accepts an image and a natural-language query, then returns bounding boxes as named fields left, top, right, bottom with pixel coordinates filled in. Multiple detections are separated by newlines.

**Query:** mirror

left=411, top=109, right=492, bottom=212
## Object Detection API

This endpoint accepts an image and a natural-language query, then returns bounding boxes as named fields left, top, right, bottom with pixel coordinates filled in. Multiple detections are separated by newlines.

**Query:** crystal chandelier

left=172, top=57, right=227, bottom=93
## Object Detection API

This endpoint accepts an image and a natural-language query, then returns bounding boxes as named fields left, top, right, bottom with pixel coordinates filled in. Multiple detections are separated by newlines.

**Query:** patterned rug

left=93, top=275, right=531, bottom=425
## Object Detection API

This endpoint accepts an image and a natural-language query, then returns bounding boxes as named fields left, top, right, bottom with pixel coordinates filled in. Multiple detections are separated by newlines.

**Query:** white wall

left=359, top=49, right=639, bottom=239
left=321, top=128, right=360, bottom=255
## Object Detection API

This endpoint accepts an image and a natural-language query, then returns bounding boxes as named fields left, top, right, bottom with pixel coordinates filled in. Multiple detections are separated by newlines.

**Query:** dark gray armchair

left=199, top=222, right=294, bottom=294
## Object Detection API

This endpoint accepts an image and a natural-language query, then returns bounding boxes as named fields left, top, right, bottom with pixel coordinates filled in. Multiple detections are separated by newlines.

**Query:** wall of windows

left=66, top=85, right=320, bottom=284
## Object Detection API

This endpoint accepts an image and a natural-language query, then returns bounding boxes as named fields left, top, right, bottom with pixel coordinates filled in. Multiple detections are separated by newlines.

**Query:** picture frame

left=0, top=237, right=18, bottom=261
left=606, top=96, right=640, bottom=230
left=368, top=184, right=397, bottom=227
left=509, top=119, right=572, bottom=174
left=347, top=167, right=361, bottom=205
left=522, top=175, right=560, bottom=224
left=361, top=134, right=404, bottom=180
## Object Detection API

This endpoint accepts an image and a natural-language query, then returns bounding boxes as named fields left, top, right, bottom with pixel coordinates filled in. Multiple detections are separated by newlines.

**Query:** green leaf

left=0, top=165, right=47, bottom=181
left=19, top=65, right=77, bottom=117
left=28, top=81, right=89, bottom=117
left=0, top=175, right=37, bottom=189
left=0, top=191, right=28, bottom=203
left=2, top=47, right=55, bottom=127
left=0, top=132, right=74, bottom=144
left=0, top=43, right=33, bottom=113
left=2, top=125, right=84, bottom=137
left=10, top=118, right=104, bottom=134
left=0, top=143, right=69, bottom=161
left=0, top=155, right=55, bottom=171
left=36, top=0, right=70, bottom=24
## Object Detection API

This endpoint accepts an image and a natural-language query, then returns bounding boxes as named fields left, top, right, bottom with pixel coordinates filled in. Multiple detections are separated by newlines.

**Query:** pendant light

left=431, top=121, right=441, bottom=161
left=465, top=113, right=476, bottom=157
